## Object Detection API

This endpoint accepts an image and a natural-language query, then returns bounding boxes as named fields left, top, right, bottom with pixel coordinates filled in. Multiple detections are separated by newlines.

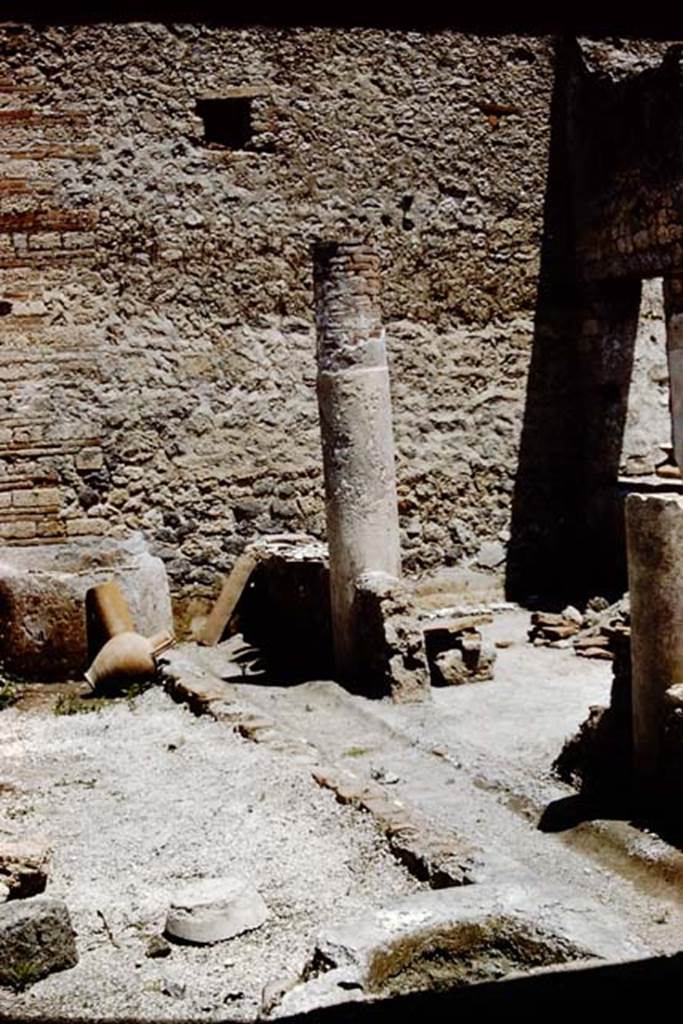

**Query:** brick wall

left=0, top=69, right=103, bottom=543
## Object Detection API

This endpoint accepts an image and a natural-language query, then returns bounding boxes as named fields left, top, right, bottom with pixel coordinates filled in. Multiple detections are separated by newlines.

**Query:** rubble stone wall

left=0, top=23, right=673, bottom=610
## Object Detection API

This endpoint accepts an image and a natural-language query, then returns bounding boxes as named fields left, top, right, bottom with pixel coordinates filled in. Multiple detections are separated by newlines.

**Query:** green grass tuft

left=4, top=960, right=42, bottom=992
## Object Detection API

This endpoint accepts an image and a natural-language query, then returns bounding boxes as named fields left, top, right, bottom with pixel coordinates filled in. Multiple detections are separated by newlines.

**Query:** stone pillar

left=664, top=275, right=683, bottom=472
left=625, top=493, right=683, bottom=794
left=313, top=240, right=401, bottom=682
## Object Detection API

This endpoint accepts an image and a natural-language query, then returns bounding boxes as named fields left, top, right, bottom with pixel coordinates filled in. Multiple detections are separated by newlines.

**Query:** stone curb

left=311, top=765, right=483, bottom=887
left=158, top=649, right=484, bottom=888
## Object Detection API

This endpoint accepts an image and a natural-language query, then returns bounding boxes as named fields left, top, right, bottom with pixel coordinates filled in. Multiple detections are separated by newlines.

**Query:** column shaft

left=664, top=275, right=683, bottom=472
left=626, top=492, right=683, bottom=792
left=313, top=240, right=401, bottom=681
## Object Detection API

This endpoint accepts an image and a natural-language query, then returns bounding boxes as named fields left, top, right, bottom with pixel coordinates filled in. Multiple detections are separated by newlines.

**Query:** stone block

left=28, top=232, right=60, bottom=250
left=0, top=838, right=51, bottom=899
left=0, top=533, right=173, bottom=680
left=74, top=448, right=104, bottom=472
left=274, top=883, right=646, bottom=1016
left=11, top=488, right=59, bottom=509
left=0, top=897, right=78, bottom=988
left=0, top=520, right=37, bottom=540
left=352, top=572, right=430, bottom=702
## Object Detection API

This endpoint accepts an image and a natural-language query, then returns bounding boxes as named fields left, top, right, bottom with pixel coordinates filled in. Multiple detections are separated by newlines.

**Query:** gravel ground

left=0, top=687, right=423, bottom=1021
left=235, top=611, right=683, bottom=956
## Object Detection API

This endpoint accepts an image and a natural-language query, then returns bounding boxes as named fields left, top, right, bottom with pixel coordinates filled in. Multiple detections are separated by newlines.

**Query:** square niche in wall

left=196, top=87, right=265, bottom=150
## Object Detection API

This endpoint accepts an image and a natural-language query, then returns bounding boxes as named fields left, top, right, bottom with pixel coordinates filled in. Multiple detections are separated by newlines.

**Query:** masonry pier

left=625, top=492, right=683, bottom=796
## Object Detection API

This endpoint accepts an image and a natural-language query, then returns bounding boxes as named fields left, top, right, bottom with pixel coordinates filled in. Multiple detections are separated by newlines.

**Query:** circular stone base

left=165, top=877, right=268, bottom=945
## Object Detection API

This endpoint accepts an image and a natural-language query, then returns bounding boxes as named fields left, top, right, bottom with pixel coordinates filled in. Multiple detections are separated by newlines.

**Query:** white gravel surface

left=0, top=686, right=423, bottom=1020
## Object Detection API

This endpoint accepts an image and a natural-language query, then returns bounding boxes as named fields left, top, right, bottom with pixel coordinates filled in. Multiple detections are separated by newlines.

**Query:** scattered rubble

left=0, top=897, right=78, bottom=990
left=423, top=614, right=496, bottom=686
left=528, top=608, right=584, bottom=647
left=0, top=838, right=52, bottom=900
left=528, top=597, right=630, bottom=663
left=165, top=877, right=268, bottom=945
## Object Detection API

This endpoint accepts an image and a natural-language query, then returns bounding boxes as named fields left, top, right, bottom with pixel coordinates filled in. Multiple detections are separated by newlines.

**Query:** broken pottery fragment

left=165, top=877, right=268, bottom=945
left=84, top=630, right=174, bottom=689
left=85, top=578, right=136, bottom=657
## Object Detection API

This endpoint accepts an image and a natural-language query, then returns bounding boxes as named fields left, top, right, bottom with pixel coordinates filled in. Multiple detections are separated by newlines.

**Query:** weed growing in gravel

left=0, top=679, right=17, bottom=711
left=53, top=676, right=156, bottom=717
left=7, top=804, right=35, bottom=820
left=124, top=678, right=155, bottom=709
left=343, top=746, right=371, bottom=757
left=53, top=777, right=97, bottom=789
left=54, top=693, right=107, bottom=716
left=0, top=662, right=22, bottom=710
left=4, top=960, right=42, bottom=992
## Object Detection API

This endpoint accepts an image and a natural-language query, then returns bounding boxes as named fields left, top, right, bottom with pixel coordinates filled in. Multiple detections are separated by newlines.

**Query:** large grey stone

left=165, top=877, right=267, bottom=945
left=476, top=540, right=506, bottom=569
left=0, top=533, right=172, bottom=680
left=272, top=881, right=648, bottom=1017
left=0, top=897, right=78, bottom=988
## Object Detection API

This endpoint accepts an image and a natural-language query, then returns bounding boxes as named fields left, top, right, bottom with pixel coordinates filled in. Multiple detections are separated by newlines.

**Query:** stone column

left=313, top=240, right=401, bottom=682
left=625, top=493, right=683, bottom=794
left=664, top=275, right=683, bottom=472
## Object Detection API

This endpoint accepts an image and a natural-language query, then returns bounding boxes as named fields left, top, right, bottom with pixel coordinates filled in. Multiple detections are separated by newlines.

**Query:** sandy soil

left=1, top=609, right=682, bottom=1020
left=0, top=687, right=422, bottom=1020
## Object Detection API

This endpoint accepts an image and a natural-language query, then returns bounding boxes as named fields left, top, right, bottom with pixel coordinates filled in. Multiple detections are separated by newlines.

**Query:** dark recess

left=196, top=97, right=253, bottom=149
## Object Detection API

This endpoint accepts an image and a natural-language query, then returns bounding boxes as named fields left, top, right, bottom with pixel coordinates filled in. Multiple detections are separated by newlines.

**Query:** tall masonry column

left=313, top=240, right=401, bottom=682
left=664, top=275, right=683, bottom=472
left=625, top=492, right=683, bottom=795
